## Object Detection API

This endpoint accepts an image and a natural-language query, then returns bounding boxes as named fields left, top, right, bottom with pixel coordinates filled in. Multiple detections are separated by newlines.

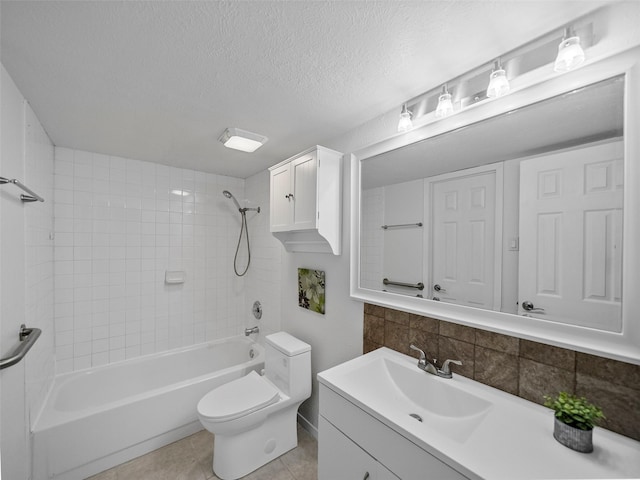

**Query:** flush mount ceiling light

left=486, top=59, right=510, bottom=98
left=435, top=85, right=454, bottom=118
left=397, top=103, right=413, bottom=132
left=218, top=127, right=268, bottom=153
left=554, top=27, right=586, bottom=73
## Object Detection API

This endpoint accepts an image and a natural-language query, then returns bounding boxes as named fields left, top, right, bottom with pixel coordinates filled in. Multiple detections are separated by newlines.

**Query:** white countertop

left=317, top=347, right=640, bottom=480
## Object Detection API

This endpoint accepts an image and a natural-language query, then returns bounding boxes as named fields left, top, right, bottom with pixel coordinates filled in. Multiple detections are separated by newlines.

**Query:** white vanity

left=317, top=348, right=640, bottom=479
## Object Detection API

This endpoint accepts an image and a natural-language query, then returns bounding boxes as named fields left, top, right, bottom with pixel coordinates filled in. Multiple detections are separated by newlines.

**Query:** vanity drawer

left=319, top=384, right=471, bottom=480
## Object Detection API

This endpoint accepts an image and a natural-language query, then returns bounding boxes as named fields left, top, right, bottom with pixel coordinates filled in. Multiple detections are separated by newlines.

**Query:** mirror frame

left=350, top=46, right=640, bottom=365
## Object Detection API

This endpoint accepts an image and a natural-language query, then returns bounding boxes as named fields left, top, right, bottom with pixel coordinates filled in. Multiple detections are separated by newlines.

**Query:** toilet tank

left=264, top=332, right=311, bottom=400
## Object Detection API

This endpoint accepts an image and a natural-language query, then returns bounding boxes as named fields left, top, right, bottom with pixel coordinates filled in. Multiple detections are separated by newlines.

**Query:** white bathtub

left=32, top=336, right=264, bottom=480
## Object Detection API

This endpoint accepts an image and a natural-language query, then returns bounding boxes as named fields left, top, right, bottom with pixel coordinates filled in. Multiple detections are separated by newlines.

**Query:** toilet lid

left=198, top=371, right=280, bottom=422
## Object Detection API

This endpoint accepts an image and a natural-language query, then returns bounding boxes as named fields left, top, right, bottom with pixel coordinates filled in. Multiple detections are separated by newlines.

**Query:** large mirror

left=351, top=47, right=640, bottom=364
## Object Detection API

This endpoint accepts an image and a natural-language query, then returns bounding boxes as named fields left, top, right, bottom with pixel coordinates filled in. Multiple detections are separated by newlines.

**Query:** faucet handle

left=409, top=344, right=426, bottom=363
left=440, top=359, right=462, bottom=376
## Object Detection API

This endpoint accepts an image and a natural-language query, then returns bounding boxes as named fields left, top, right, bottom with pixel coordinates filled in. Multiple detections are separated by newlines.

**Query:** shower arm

left=241, top=206, right=261, bottom=213
left=223, top=190, right=260, bottom=214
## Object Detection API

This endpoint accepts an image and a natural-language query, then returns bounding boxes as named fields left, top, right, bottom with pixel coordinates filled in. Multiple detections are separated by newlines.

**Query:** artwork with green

left=298, top=268, right=326, bottom=314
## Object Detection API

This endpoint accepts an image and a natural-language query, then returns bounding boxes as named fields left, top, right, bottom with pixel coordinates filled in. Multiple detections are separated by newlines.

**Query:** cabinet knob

left=285, top=193, right=294, bottom=200
left=363, top=473, right=370, bottom=480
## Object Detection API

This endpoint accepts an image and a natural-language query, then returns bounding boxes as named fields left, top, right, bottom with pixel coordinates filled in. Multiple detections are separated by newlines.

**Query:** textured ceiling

left=0, top=1, right=608, bottom=178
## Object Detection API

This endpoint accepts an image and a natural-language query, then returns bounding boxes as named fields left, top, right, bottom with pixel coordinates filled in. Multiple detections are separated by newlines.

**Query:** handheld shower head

left=222, top=190, right=243, bottom=212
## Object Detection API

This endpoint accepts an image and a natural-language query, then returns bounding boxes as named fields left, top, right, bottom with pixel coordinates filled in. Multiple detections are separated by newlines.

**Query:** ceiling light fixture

left=218, top=127, right=268, bottom=153
left=397, top=103, right=413, bottom=132
left=435, top=85, right=454, bottom=118
left=486, top=59, right=510, bottom=98
left=554, top=27, right=585, bottom=73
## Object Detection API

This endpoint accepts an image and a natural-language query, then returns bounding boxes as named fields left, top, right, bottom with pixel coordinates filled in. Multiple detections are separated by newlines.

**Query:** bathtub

left=32, top=336, right=264, bottom=480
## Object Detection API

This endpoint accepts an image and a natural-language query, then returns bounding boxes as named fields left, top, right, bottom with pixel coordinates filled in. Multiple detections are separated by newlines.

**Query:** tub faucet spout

left=245, top=326, right=259, bottom=336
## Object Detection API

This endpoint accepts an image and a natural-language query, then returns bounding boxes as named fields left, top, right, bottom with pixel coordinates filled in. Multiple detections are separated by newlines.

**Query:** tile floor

left=87, top=425, right=318, bottom=480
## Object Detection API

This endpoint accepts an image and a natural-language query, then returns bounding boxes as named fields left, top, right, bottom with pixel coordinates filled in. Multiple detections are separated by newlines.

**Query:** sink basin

left=336, top=352, right=493, bottom=442
left=381, top=358, right=492, bottom=418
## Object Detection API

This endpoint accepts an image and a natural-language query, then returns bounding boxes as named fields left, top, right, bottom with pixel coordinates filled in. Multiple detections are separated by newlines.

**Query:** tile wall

left=243, top=170, right=282, bottom=337
left=360, top=187, right=383, bottom=291
left=364, top=303, right=640, bottom=441
left=24, top=104, right=55, bottom=427
left=53, top=147, right=249, bottom=373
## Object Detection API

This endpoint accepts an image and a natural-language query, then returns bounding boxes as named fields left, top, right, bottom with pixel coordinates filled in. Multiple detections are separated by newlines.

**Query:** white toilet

left=197, top=332, right=311, bottom=480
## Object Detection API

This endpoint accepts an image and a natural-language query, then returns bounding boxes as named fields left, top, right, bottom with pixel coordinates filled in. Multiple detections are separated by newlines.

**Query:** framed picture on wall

left=298, top=268, right=325, bottom=314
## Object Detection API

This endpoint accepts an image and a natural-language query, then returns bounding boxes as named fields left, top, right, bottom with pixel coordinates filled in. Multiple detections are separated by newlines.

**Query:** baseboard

left=297, top=412, right=318, bottom=440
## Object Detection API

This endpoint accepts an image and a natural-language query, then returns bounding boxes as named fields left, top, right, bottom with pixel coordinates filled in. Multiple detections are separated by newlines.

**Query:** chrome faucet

left=244, top=326, right=259, bottom=336
left=409, top=344, right=462, bottom=379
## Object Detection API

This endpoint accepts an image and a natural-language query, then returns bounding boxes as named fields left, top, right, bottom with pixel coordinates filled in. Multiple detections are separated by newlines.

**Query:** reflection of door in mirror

left=427, top=164, right=502, bottom=310
left=518, top=139, right=623, bottom=332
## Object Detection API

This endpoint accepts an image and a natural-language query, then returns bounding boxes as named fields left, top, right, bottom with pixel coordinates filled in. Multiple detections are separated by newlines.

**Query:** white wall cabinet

left=319, top=384, right=470, bottom=480
left=269, top=146, right=342, bottom=254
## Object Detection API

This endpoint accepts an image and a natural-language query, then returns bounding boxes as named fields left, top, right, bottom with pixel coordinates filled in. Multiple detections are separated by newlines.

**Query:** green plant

left=544, top=391, right=605, bottom=431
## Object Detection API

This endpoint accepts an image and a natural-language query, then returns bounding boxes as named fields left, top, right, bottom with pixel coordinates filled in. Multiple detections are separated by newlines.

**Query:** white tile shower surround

left=87, top=425, right=317, bottom=480
left=360, top=187, right=384, bottom=291
left=24, top=103, right=56, bottom=429
left=53, top=147, right=253, bottom=373
left=242, top=170, right=283, bottom=339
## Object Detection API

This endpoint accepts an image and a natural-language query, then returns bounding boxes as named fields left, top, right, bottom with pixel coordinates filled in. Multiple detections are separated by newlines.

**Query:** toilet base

left=212, top=406, right=299, bottom=480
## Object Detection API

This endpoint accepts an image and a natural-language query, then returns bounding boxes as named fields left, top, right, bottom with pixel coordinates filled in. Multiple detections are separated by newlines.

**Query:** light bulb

left=397, top=104, right=413, bottom=132
left=554, top=30, right=585, bottom=72
left=487, top=61, right=510, bottom=98
left=435, top=86, right=453, bottom=118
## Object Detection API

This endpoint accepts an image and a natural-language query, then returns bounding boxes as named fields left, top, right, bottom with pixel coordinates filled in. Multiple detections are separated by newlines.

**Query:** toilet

left=197, top=332, right=311, bottom=480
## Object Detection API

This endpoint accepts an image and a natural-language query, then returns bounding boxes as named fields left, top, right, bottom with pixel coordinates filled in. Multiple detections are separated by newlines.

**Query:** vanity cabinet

left=269, top=146, right=342, bottom=254
left=318, top=384, right=469, bottom=480
left=319, top=416, right=398, bottom=480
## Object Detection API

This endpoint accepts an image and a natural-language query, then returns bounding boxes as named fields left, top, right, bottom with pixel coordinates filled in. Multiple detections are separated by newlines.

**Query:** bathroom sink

left=380, top=358, right=491, bottom=418
left=343, top=356, right=492, bottom=418
left=325, top=349, right=493, bottom=442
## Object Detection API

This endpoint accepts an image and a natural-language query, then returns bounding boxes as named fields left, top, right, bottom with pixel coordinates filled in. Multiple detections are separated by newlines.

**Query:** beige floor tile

left=86, top=425, right=317, bottom=480
left=86, top=469, right=118, bottom=480
left=281, top=427, right=318, bottom=480
left=114, top=436, right=205, bottom=480
left=188, top=430, right=218, bottom=479
left=243, top=458, right=296, bottom=480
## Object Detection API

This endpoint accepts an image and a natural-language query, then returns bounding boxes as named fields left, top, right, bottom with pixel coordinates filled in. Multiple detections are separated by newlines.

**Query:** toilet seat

left=197, top=371, right=280, bottom=422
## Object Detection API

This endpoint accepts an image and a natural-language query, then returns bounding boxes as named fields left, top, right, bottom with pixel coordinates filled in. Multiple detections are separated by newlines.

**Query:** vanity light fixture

left=218, top=127, right=268, bottom=153
left=554, top=27, right=585, bottom=72
left=435, top=85, right=454, bottom=118
left=397, top=103, right=413, bottom=132
left=486, top=59, right=510, bottom=98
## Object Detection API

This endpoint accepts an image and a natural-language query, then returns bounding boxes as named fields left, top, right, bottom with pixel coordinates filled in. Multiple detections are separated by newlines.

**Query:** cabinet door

left=270, top=163, right=293, bottom=232
left=290, top=152, right=318, bottom=230
left=319, top=416, right=398, bottom=480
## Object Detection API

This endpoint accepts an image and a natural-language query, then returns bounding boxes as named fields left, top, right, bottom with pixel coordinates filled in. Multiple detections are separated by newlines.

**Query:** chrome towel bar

left=0, top=324, right=42, bottom=370
left=381, top=222, right=422, bottom=230
left=382, top=278, right=425, bottom=290
left=0, top=176, right=44, bottom=202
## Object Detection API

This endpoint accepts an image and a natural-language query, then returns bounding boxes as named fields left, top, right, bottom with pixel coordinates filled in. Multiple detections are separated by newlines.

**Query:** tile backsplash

left=363, top=304, right=640, bottom=441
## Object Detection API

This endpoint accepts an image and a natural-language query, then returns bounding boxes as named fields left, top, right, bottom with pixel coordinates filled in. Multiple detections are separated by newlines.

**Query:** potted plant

left=543, top=391, right=605, bottom=453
